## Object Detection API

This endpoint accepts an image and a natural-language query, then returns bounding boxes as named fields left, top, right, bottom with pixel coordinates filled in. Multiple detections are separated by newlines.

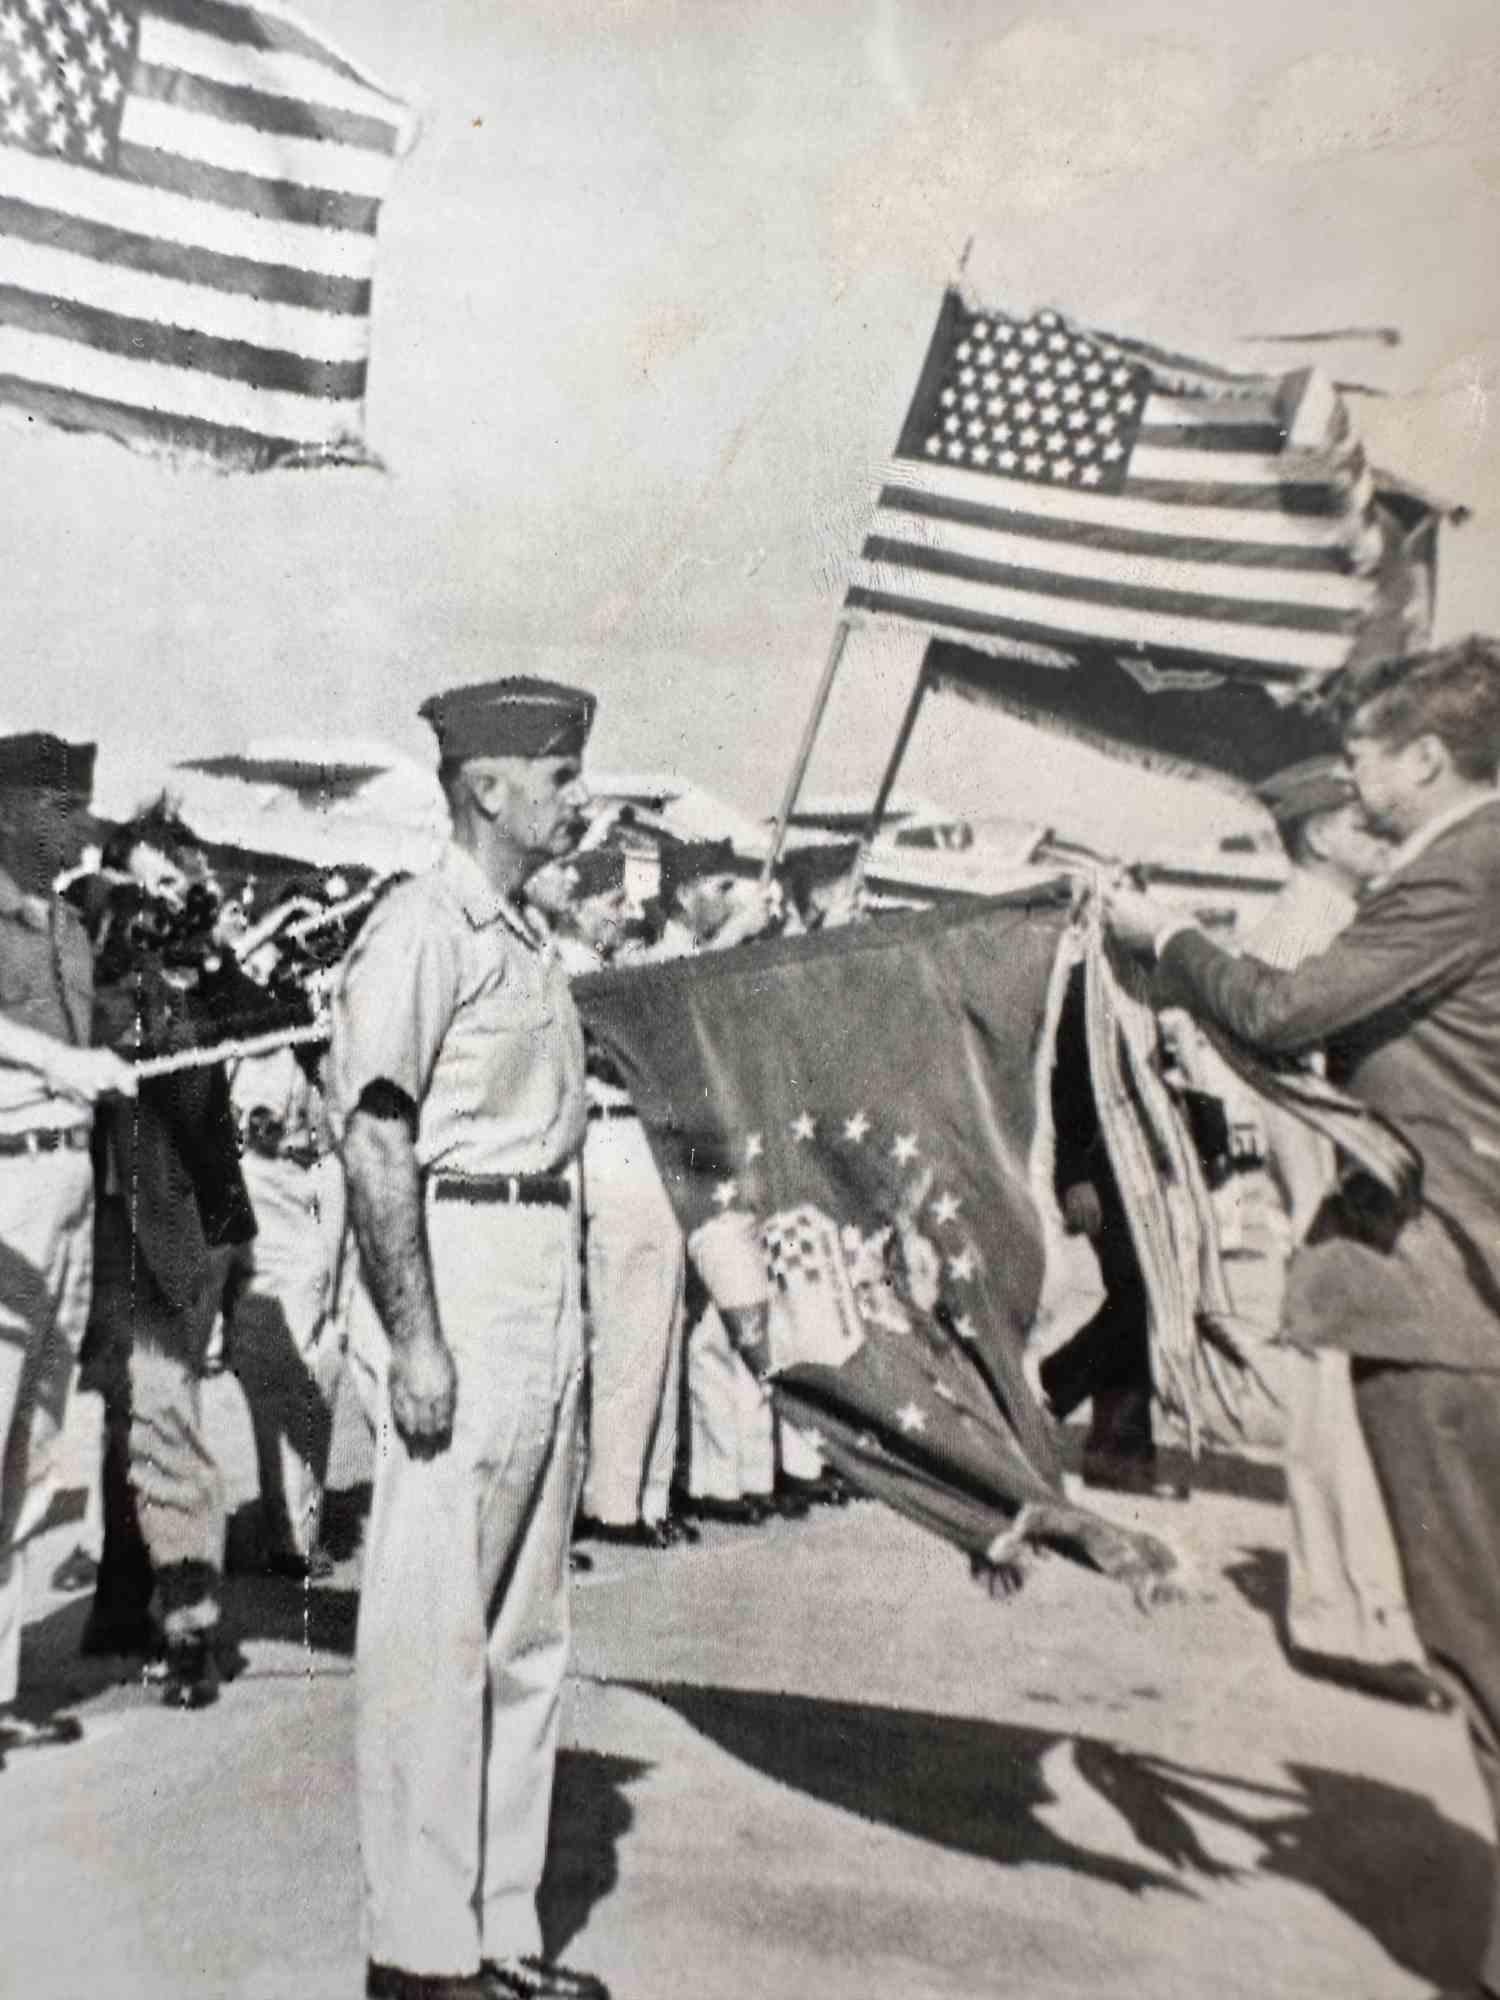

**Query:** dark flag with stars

left=576, top=887, right=1181, bottom=1592
left=845, top=287, right=1405, bottom=694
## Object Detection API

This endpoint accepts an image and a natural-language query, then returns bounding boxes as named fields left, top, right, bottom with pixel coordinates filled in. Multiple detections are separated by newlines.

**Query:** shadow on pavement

left=16, top=1574, right=360, bottom=1720
left=1222, top=1542, right=1293, bottom=1652
left=1052, top=1425, right=1286, bottom=1506
left=540, top=1749, right=651, bottom=1959
left=633, top=1681, right=1488, bottom=1988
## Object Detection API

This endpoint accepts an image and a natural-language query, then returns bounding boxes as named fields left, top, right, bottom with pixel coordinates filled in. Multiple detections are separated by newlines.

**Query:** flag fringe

left=931, top=665, right=1262, bottom=802
left=0, top=400, right=386, bottom=475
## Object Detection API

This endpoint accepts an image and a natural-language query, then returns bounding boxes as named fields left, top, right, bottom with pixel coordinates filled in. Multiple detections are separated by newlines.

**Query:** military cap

left=778, top=840, right=861, bottom=900
left=562, top=846, right=626, bottom=902
left=657, top=837, right=741, bottom=906
left=1254, top=755, right=1356, bottom=828
left=0, top=731, right=96, bottom=797
left=418, top=676, right=596, bottom=763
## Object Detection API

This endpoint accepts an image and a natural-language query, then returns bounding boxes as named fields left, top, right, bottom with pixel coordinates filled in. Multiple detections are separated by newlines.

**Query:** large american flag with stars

left=576, top=887, right=1088, bottom=1556
left=846, top=288, right=1387, bottom=686
left=0, top=0, right=411, bottom=469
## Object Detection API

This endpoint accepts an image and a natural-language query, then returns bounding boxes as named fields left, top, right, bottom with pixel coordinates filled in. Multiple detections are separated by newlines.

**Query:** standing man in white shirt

left=0, top=733, right=134, bottom=1756
left=326, top=676, right=608, bottom=2000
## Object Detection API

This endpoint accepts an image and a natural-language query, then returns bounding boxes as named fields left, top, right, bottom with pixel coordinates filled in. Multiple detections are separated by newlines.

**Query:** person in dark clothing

left=77, top=815, right=258, bottom=1709
left=1038, top=967, right=1183, bottom=1498
left=1106, top=635, right=1500, bottom=2000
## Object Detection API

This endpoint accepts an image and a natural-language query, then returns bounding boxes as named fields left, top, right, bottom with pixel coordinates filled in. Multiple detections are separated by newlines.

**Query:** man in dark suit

left=1105, top=633, right=1500, bottom=2000
left=79, top=814, right=257, bottom=1709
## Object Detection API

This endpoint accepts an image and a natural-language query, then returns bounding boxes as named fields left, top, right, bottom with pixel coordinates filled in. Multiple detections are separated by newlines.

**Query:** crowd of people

left=2, top=635, right=1500, bottom=2000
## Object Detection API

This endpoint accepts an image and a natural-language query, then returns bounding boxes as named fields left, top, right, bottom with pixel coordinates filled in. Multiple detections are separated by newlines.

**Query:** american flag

left=0, top=0, right=411, bottom=470
left=846, top=289, right=1386, bottom=685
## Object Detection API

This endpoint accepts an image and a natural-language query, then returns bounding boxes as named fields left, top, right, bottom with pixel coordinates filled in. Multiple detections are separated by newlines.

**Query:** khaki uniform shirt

left=325, top=843, right=586, bottom=1176
left=0, top=864, right=92, bottom=1135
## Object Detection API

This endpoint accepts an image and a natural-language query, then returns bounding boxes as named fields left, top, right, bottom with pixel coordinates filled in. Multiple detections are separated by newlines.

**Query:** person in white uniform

left=0, top=733, right=133, bottom=1757
left=549, top=848, right=696, bottom=1551
left=325, top=675, right=609, bottom=2000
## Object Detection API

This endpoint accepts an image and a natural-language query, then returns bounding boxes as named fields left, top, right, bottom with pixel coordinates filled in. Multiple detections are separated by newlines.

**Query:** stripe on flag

left=0, top=0, right=412, bottom=470
left=845, top=290, right=1385, bottom=686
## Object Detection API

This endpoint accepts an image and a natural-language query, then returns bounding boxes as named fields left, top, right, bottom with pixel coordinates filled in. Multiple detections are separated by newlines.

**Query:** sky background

left=7, top=0, right=1500, bottom=851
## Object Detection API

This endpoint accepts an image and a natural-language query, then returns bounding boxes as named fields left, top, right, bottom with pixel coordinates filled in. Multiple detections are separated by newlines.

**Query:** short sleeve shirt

left=324, top=844, right=586, bottom=1175
left=0, top=870, right=93, bottom=1134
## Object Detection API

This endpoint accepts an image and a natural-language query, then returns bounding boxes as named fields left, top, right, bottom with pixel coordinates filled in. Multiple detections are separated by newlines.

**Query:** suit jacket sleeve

left=1157, top=860, right=1486, bottom=1058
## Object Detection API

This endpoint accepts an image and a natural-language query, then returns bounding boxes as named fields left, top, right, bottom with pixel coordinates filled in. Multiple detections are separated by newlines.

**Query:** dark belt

left=0, top=1124, right=90, bottom=1157
left=252, top=1141, right=324, bottom=1170
left=587, top=1104, right=638, bottom=1122
left=430, top=1170, right=572, bottom=1209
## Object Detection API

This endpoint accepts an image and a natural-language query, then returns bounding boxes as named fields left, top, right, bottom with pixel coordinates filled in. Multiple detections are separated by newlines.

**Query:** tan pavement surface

left=2, top=1373, right=1488, bottom=2000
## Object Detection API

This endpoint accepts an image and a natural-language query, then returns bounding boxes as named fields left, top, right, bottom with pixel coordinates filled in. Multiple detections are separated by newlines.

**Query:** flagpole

left=858, top=655, right=932, bottom=853
left=761, top=617, right=853, bottom=882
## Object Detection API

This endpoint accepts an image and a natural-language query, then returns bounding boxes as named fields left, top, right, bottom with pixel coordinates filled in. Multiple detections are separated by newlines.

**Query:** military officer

left=325, top=676, right=608, bottom=2000
left=547, top=846, right=695, bottom=1550
left=0, top=733, right=134, bottom=1755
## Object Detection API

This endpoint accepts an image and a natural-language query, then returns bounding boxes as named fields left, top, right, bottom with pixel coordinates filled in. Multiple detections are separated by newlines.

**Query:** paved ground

left=4, top=1374, right=1488, bottom=2000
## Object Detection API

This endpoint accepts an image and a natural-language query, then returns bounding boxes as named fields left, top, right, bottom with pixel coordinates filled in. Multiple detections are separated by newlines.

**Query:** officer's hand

left=1102, top=882, right=1169, bottom=956
left=722, top=1302, right=771, bottom=1380
left=51, top=1046, right=137, bottom=1103
left=389, top=1332, right=458, bottom=1457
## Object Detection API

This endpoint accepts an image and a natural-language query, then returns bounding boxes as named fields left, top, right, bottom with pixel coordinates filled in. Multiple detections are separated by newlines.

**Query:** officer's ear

left=1407, top=731, right=1450, bottom=790
left=460, top=760, right=515, bottom=821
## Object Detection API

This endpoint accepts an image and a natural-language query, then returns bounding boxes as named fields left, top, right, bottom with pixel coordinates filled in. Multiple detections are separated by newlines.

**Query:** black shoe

left=767, top=1484, right=811, bottom=1519
left=567, top=1548, right=593, bottom=1574
left=685, top=1494, right=762, bottom=1526
left=50, top=1544, right=100, bottom=1593
left=635, top=1515, right=700, bottom=1548
left=779, top=1470, right=850, bottom=1508
left=654, top=1513, right=700, bottom=1545
left=264, top=1545, right=336, bottom=1582
left=161, top=1633, right=222, bottom=1710
left=481, top=1957, right=610, bottom=2000
left=0, top=1710, right=84, bottom=1762
left=573, top=1514, right=643, bottom=1546
left=367, top=1964, right=492, bottom=1999
left=1081, top=1451, right=1188, bottom=1501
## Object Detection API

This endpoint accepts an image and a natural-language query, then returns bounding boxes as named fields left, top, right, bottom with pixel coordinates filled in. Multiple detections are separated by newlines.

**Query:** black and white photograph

left=2, top=3, right=1499, bottom=1997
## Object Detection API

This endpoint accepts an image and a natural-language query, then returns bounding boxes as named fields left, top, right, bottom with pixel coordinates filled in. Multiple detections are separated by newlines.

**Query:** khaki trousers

left=357, top=1195, right=584, bottom=1977
left=686, top=1302, right=773, bottom=1502
left=0, top=1148, right=93, bottom=1706
left=779, top=1412, right=825, bottom=1481
left=1283, top=1346, right=1422, bottom=1664
left=232, top=1151, right=351, bottom=1559
left=581, top=1116, right=685, bottom=1527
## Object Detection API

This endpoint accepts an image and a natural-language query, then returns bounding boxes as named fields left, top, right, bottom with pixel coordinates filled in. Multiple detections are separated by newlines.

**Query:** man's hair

left=101, top=794, right=201, bottom=872
left=436, top=757, right=468, bottom=812
left=1281, top=801, right=1359, bottom=870
left=1335, top=634, right=1500, bottom=783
